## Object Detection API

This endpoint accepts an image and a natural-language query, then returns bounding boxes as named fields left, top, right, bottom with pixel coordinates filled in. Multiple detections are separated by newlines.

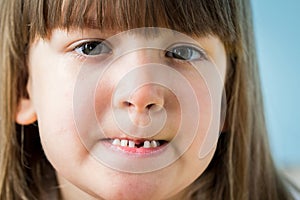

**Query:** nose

left=115, top=83, right=165, bottom=127
left=122, top=84, right=164, bottom=113
left=113, top=49, right=165, bottom=114
left=111, top=50, right=168, bottom=128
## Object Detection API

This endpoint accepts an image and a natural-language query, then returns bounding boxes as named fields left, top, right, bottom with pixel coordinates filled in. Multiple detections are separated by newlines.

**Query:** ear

left=15, top=98, right=37, bottom=125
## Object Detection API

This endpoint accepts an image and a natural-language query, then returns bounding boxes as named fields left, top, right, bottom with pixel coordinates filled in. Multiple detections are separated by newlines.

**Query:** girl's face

left=18, top=27, right=226, bottom=200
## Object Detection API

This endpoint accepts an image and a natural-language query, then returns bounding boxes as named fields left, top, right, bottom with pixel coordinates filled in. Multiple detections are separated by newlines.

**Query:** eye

left=165, top=45, right=207, bottom=61
left=75, top=41, right=112, bottom=56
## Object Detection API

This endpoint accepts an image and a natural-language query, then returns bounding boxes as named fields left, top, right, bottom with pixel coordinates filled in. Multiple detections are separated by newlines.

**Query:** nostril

left=123, top=101, right=133, bottom=107
left=122, top=101, right=163, bottom=112
left=146, top=103, right=162, bottom=112
left=146, top=103, right=155, bottom=110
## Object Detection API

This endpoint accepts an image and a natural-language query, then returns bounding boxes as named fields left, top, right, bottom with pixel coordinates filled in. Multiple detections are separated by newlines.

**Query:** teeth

left=111, top=139, right=161, bottom=148
left=151, top=140, right=158, bottom=147
left=112, top=139, right=121, bottom=146
left=120, top=139, right=128, bottom=147
left=143, top=141, right=151, bottom=148
left=128, top=140, right=135, bottom=148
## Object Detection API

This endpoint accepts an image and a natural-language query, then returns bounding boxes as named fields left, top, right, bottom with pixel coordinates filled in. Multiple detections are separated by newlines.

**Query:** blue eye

left=75, top=41, right=112, bottom=56
left=166, top=45, right=206, bottom=61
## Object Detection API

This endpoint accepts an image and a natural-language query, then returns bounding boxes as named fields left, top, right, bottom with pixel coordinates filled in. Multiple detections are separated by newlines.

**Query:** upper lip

left=99, top=131, right=173, bottom=143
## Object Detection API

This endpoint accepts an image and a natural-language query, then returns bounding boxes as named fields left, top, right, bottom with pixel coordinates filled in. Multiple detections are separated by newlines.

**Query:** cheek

left=183, top=68, right=214, bottom=143
left=35, top=79, right=89, bottom=172
left=28, top=53, right=90, bottom=171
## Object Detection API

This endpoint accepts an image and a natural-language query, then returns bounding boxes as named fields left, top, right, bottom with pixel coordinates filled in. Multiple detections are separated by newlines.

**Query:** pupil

left=83, top=43, right=100, bottom=55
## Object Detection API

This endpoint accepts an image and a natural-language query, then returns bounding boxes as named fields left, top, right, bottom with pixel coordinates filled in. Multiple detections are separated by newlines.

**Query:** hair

left=0, top=0, right=298, bottom=199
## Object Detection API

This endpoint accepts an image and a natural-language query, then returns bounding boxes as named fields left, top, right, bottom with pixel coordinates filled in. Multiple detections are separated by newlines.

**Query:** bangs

left=24, top=0, right=236, bottom=44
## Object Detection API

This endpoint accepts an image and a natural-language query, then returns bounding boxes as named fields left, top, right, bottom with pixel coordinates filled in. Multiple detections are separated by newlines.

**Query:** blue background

left=252, top=0, right=300, bottom=166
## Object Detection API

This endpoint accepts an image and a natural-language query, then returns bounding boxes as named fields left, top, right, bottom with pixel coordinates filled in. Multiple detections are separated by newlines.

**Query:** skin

left=16, top=28, right=227, bottom=200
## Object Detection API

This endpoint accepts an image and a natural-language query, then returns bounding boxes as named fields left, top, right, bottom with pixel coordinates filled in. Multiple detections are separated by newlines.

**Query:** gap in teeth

left=111, top=139, right=161, bottom=148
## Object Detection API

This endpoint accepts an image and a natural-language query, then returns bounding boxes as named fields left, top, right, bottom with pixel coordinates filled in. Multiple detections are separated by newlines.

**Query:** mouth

left=100, top=138, right=169, bottom=155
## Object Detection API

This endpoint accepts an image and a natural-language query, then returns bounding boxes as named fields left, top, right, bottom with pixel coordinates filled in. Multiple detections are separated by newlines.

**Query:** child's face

left=20, top=27, right=226, bottom=199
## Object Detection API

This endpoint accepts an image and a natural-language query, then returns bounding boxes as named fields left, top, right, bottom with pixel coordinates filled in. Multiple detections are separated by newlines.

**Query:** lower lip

left=101, top=140, right=168, bottom=156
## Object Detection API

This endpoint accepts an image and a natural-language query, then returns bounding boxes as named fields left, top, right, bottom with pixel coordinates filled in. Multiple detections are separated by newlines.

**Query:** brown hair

left=0, top=0, right=297, bottom=199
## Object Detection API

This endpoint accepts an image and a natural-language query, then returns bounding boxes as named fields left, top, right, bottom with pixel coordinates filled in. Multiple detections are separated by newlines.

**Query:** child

left=0, top=0, right=298, bottom=199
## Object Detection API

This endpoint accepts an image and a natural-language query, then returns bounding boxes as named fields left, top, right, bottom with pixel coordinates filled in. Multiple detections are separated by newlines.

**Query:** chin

left=91, top=172, right=170, bottom=200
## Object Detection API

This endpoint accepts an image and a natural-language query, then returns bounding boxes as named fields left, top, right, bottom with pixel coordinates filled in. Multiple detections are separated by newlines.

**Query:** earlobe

left=15, top=98, right=37, bottom=125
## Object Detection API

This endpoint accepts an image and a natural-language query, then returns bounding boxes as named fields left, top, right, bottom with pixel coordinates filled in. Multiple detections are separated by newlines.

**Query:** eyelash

left=74, top=40, right=112, bottom=57
left=165, top=45, right=207, bottom=61
left=73, top=41, right=207, bottom=62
